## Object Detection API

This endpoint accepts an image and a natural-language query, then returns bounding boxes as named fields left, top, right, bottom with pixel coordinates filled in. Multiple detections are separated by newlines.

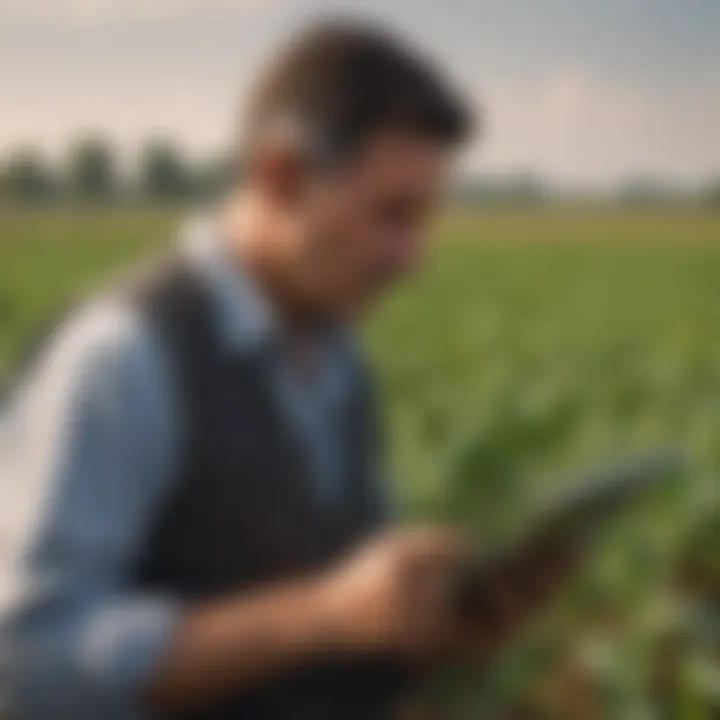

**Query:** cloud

left=1, top=3, right=718, bottom=183
left=0, top=0, right=283, bottom=24
left=475, top=68, right=720, bottom=182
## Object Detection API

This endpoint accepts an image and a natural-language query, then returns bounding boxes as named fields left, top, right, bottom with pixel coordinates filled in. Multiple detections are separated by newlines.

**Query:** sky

left=1, top=0, right=719, bottom=185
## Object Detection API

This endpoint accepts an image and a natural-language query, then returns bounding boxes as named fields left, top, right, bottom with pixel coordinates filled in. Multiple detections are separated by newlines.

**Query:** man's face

left=294, top=130, right=451, bottom=321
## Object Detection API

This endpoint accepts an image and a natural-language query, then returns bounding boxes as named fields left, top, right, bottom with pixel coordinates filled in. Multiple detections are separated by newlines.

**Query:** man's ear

left=253, top=143, right=307, bottom=209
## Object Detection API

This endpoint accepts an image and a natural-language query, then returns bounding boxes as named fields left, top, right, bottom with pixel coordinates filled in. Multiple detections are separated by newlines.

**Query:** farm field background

left=1, top=206, right=719, bottom=717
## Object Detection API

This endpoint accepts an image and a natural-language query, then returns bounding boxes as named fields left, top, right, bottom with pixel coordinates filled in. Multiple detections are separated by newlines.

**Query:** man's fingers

left=441, top=542, right=583, bottom=663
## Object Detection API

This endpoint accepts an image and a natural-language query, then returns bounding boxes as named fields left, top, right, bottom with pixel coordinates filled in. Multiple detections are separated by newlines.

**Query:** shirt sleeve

left=0, top=299, right=184, bottom=719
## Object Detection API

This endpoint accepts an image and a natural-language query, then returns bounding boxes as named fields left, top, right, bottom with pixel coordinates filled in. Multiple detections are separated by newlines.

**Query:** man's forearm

left=143, top=576, right=341, bottom=713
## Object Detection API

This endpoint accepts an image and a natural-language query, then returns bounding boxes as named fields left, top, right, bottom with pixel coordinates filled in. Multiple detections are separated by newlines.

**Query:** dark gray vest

left=125, top=256, right=405, bottom=719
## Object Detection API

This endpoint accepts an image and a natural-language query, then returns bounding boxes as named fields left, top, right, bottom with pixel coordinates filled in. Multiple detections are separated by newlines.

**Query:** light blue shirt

left=0, top=220, right=369, bottom=719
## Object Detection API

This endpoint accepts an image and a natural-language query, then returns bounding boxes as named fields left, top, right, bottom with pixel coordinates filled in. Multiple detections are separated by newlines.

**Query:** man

left=0, top=21, right=571, bottom=720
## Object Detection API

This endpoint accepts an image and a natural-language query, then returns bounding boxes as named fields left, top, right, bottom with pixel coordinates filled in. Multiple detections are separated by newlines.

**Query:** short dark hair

left=243, top=20, right=475, bottom=166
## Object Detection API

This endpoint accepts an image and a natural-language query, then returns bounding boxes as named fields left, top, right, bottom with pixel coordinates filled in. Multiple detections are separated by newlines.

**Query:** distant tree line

left=452, top=173, right=720, bottom=209
left=1, top=134, right=719, bottom=208
left=0, top=135, right=236, bottom=205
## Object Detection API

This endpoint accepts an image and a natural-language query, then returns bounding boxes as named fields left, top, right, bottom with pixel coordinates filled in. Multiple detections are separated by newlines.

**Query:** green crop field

left=1, top=205, right=720, bottom=717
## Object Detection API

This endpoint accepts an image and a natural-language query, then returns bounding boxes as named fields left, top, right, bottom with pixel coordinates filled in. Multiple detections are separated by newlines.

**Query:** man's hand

left=450, top=539, right=580, bottom=662
left=321, top=527, right=475, bottom=658
left=145, top=527, right=578, bottom=713
left=321, top=527, right=579, bottom=664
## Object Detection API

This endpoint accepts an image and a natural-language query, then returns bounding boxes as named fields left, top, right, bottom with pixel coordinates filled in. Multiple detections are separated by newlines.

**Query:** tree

left=2, top=146, right=55, bottom=203
left=705, top=179, right=720, bottom=210
left=66, top=134, right=117, bottom=201
left=617, top=176, right=673, bottom=206
left=452, top=171, right=545, bottom=205
left=139, top=138, right=192, bottom=201
left=192, top=153, right=237, bottom=201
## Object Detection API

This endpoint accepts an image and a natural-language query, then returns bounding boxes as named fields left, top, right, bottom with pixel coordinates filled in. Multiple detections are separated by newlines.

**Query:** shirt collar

left=178, top=217, right=356, bottom=400
left=180, top=216, right=276, bottom=353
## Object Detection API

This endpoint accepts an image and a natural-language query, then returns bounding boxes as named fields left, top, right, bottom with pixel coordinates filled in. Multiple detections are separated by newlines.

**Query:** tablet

left=450, top=448, right=686, bottom=616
